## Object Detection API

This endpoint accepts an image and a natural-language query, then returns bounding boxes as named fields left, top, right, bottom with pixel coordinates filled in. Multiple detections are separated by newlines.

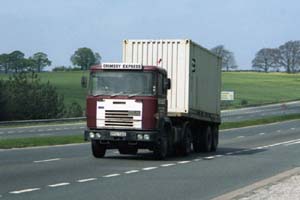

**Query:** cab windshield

left=89, top=71, right=156, bottom=96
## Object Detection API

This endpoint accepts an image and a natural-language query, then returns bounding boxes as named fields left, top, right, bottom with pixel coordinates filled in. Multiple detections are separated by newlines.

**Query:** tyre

left=153, top=128, right=168, bottom=160
left=179, top=122, right=192, bottom=156
left=118, top=146, right=138, bottom=155
left=211, top=126, right=219, bottom=152
left=200, top=125, right=212, bottom=152
left=91, top=140, right=106, bottom=158
left=192, top=126, right=202, bottom=153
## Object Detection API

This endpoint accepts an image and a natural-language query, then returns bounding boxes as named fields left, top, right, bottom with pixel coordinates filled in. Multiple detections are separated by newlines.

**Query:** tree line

left=0, top=51, right=51, bottom=73
left=252, top=40, right=300, bottom=73
left=0, top=47, right=101, bottom=73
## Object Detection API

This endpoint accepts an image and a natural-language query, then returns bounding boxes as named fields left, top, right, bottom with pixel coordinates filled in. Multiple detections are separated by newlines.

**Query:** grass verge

left=220, top=114, right=300, bottom=130
left=0, top=135, right=86, bottom=149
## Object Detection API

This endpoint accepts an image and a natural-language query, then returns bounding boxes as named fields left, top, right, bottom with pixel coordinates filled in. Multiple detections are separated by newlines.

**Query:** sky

left=0, top=0, right=300, bottom=70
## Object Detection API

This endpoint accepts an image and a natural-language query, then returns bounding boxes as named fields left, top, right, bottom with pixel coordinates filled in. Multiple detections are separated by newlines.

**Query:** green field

left=222, top=72, right=300, bottom=108
left=1, top=72, right=300, bottom=110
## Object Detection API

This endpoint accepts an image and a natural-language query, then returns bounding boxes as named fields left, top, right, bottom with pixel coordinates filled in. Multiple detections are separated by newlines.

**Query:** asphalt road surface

left=0, top=119, right=299, bottom=200
left=0, top=101, right=299, bottom=139
left=221, top=101, right=300, bottom=122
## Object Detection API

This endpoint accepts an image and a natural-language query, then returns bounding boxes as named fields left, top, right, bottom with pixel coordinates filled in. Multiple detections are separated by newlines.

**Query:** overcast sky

left=0, top=0, right=299, bottom=70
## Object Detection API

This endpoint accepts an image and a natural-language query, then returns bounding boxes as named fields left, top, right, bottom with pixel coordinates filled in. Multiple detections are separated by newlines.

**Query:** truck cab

left=85, top=63, right=171, bottom=158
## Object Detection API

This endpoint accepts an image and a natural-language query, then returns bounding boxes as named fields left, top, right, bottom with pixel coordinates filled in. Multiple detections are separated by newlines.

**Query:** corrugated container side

left=123, top=40, right=190, bottom=113
left=122, top=39, right=220, bottom=117
left=189, top=42, right=221, bottom=115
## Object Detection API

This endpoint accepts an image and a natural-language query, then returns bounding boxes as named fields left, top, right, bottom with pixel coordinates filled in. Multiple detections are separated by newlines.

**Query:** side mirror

left=165, top=78, right=171, bottom=90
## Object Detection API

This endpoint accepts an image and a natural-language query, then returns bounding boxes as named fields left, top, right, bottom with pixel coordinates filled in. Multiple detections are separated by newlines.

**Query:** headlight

left=137, top=134, right=143, bottom=140
left=144, top=134, right=150, bottom=140
left=89, top=132, right=95, bottom=138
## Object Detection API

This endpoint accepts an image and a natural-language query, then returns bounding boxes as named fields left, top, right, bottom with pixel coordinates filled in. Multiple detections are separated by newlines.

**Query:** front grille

left=105, top=110, right=133, bottom=127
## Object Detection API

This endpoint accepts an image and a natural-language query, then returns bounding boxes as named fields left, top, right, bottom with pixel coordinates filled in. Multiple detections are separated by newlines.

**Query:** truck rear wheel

left=211, top=126, right=219, bottom=152
left=200, top=126, right=212, bottom=152
left=91, top=140, right=106, bottom=158
left=192, top=126, right=202, bottom=153
left=179, top=123, right=192, bottom=156
left=118, top=146, right=138, bottom=155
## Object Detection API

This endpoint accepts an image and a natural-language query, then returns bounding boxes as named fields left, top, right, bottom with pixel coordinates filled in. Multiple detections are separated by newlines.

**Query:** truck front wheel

left=91, top=140, right=106, bottom=158
left=153, top=132, right=168, bottom=160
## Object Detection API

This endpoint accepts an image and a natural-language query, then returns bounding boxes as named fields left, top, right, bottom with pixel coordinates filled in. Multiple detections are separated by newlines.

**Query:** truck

left=85, top=39, right=221, bottom=159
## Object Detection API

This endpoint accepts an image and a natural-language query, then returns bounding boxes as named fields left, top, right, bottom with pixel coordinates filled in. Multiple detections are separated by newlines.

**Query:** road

left=221, top=101, right=300, bottom=122
left=0, top=119, right=299, bottom=200
left=0, top=101, right=299, bottom=139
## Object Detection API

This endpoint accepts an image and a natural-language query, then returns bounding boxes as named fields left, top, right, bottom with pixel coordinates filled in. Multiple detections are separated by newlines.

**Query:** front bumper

left=84, top=129, right=159, bottom=143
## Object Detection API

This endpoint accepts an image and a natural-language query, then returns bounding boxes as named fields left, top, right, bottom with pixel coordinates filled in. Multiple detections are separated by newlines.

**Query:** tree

left=0, top=54, right=10, bottom=73
left=30, top=52, right=52, bottom=72
left=252, top=48, right=279, bottom=72
left=211, top=45, right=238, bottom=71
left=276, top=41, right=300, bottom=73
left=71, top=47, right=101, bottom=70
left=8, top=50, right=26, bottom=73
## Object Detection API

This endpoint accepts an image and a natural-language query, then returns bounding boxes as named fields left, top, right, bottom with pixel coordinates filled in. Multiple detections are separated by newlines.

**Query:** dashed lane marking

left=48, top=182, right=70, bottom=187
left=77, top=178, right=97, bottom=183
left=237, top=136, right=245, bottom=139
left=259, top=132, right=265, bottom=135
left=215, top=155, right=224, bottom=158
left=34, top=158, right=61, bottom=163
left=284, top=141, right=300, bottom=146
left=277, top=130, right=281, bottom=132
left=161, top=163, right=176, bottom=167
left=142, top=167, right=158, bottom=171
left=291, top=128, right=295, bottom=130
left=125, top=170, right=139, bottom=174
left=103, top=174, right=120, bottom=178
left=204, top=156, right=215, bottom=160
left=10, top=188, right=40, bottom=194
left=177, top=161, right=191, bottom=164
left=7, top=131, right=15, bottom=134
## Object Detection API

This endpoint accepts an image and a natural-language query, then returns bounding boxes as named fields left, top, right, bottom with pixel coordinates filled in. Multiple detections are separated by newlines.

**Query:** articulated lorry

left=85, top=39, right=221, bottom=159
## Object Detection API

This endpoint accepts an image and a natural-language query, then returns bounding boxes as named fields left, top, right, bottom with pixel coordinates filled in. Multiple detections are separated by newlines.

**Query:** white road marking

left=161, top=163, right=176, bottom=167
left=237, top=136, right=245, bottom=139
left=193, top=158, right=202, bottom=161
left=17, top=131, right=24, bottom=133
left=285, top=141, right=300, bottom=146
left=8, top=131, right=15, bottom=134
left=77, top=178, right=97, bottom=183
left=10, top=188, right=40, bottom=194
left=48, top=182, right=70, bottom=187
left=103, top=174, right=120, bottom=178
left=177, top=161, right=191, bottom=164
left=34, top=158, right=61, bottom=163
left=204, top=156, right=215, bottom=160
left=142, top=167, right=158, bottom=171
left=0, top=132, right=3, bottom=134
left=259, top=132, right=265, bottom=135
left=47, top=129, right=53, bottom=131
left=277, top=130, right=281, bottom=132
left=291, top=128, right=295, bottom=130
left=80, top=127, right=85, bottom=129
left=125, top=170, right=139, bottom=174
left=226, top=152, right=234, bottom=155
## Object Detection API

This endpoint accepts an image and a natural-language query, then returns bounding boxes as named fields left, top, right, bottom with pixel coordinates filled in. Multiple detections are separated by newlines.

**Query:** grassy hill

left=222, top=72, right=300, bottom=108
left=1, top=72, right=300, bottom=110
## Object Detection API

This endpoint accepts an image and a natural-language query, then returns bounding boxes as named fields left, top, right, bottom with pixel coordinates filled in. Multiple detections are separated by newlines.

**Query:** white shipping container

left=122, top=39, right=221, bottom=121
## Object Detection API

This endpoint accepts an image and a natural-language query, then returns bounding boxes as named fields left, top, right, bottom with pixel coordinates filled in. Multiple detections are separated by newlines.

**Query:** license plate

left=110, top=131, right=126, bottom=137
